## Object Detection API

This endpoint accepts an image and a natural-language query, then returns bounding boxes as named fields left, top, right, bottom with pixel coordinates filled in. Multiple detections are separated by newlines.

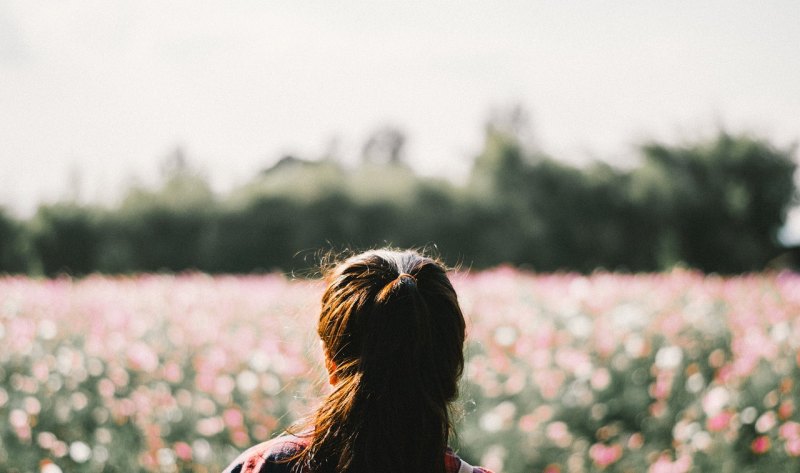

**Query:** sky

left=2, top=1, right=800, bottom=233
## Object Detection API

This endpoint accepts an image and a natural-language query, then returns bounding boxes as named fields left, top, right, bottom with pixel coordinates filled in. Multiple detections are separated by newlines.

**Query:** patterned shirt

left=223, top=436, right=495, bottom=473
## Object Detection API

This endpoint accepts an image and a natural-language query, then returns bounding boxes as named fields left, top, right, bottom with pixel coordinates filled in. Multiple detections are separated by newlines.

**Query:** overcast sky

left=2, top=1, right=799, bottom=225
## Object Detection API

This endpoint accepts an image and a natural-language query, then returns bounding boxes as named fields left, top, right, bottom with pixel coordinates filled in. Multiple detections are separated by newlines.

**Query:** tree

left=106, top=148, right=216, bottom=272
left=0, top=208, right=31, bottom=273
left=634, top=132, right=797, bottom=272
left=29, top=204, right=100, bottom=276
left=361, top=126, right=407, bottom=166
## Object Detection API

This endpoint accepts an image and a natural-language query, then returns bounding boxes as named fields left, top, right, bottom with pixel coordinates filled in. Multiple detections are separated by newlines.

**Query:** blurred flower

left=691, top=430, right=712, bottom=451
left=51, top=441, right=68, bottom=458
left=223, top=408, right=244, bottom=429
left=589, top=443, right=622, bottom=468
left=493, top=325, right=517, bottom=347
left=546, top=422, right=572, bottom=448
left=191, top=439, right=212, bottom=463
left=39, top=461, right=62, bottom=473
left=685, top=373, right=704, bottom=393
left=785, top=438, right=800, bottom=457
left=590, top=367, right=611, bottom=391
left=127, top=342, right=159, bottom=372
left=174, top=442, right=192, bottom=461
left=740, top=406, right=758, bottom=424
left=157, top=448, right=175, bottom=467
left=655, top=346, right=683, bottom=370
left=751, top=435, right=771, bottom=454
left=673, top=420, right=701, bottom=443
left=779, top=422, right=800, bottom=440
left=480, top=445, right=505, bottom=473
left=68, top=441, right=91, bottom=463
left=196, top=417, right=224, bottom=436
left=627, top=433, right=644, bottom=450
left=648, top=453, right=691, bottom=473
left=479, top=401, right=515, bottom=432
left=37, top=432, right=57, bottom=449
left=92, top=445, right=109, bottom=464
left=756, top=411, right=777, bottom=433
left=236, top=370, right=259, bottom=393
left=706, top=411, right=733, bottom=432
left=778, top=400, right=794, bottom=420
left=24, top=396, right=41, bottom=415
left=702, top=386, right=730, bottom=417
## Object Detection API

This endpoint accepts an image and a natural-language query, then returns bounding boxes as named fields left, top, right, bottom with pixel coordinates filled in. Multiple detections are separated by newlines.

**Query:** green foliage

left=0, top=208, right=32, bottom=274
left=29, top=204, right=102, bottom=277
left=13, top=129, right=799, bottom=275
left=634, top=133, right=797, bottom=272
left=103, top=162, right=216, bottom=273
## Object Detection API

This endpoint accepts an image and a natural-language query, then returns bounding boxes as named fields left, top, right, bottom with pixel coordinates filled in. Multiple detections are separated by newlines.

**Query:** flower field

left=1, top=269, right=799, bottom=473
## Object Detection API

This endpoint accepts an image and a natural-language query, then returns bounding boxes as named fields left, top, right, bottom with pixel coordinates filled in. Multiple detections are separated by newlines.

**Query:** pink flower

left=231, top=429, right=250, bottom=447
left=706, top=411, right=733, bottom=432
left=627, top=433, right=644, bottom=450
left=163, top=362, right=183, bottom=384
left=648, top=453, right=691, bottom=473
left=751, top=435, right=771, bottom=454
left=785, top=437, right=800, bottom=457
left=590, top=368, right=611, bottom=391
left=778, top=400, right=794, bottom=420
left=589, top=443, right=622, bottom=468
left=546, top=422, right=572, bottom=448
left=173, top=442, right=192, bottom=461
left=780, top=422, right=800, bottom=440
left=517, top=414, right=537, bottom=432
left=223, top=408, right=244, bottom=428
left=127, top=342, right=159, bottom=372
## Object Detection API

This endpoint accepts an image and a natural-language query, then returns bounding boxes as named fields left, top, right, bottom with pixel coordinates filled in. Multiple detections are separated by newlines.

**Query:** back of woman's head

left=298, top=248, right=466, bottom=473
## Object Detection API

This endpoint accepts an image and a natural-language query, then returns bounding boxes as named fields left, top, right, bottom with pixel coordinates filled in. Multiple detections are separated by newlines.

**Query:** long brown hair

left=292, top=249, right=466, bottom=473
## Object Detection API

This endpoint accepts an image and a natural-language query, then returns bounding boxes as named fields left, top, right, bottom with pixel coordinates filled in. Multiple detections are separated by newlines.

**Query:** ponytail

left=292, top=250, right=466, bottom=473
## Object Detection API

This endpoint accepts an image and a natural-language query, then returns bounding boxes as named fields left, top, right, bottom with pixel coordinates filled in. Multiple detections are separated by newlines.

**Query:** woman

left=224, top=249, right=493, bottom=473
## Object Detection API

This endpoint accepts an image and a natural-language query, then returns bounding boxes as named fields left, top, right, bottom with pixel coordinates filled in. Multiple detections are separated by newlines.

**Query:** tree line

left=0, top=125, right=796, bottom=276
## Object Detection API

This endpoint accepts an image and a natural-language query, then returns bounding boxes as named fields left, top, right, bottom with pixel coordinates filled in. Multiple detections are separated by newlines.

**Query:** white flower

left=69, top=441, right=91, bottom=463
left=655, top=346, right=683, bottom=370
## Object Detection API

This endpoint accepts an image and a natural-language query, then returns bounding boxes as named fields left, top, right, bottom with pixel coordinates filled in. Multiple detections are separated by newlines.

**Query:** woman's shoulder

left=471, top=467, right=495, bottom=473
left=445, top=449, right=495, bottom=473
left=224, top=438, right=495, bottom=473
left=223, top=435, right=308, bottom=473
